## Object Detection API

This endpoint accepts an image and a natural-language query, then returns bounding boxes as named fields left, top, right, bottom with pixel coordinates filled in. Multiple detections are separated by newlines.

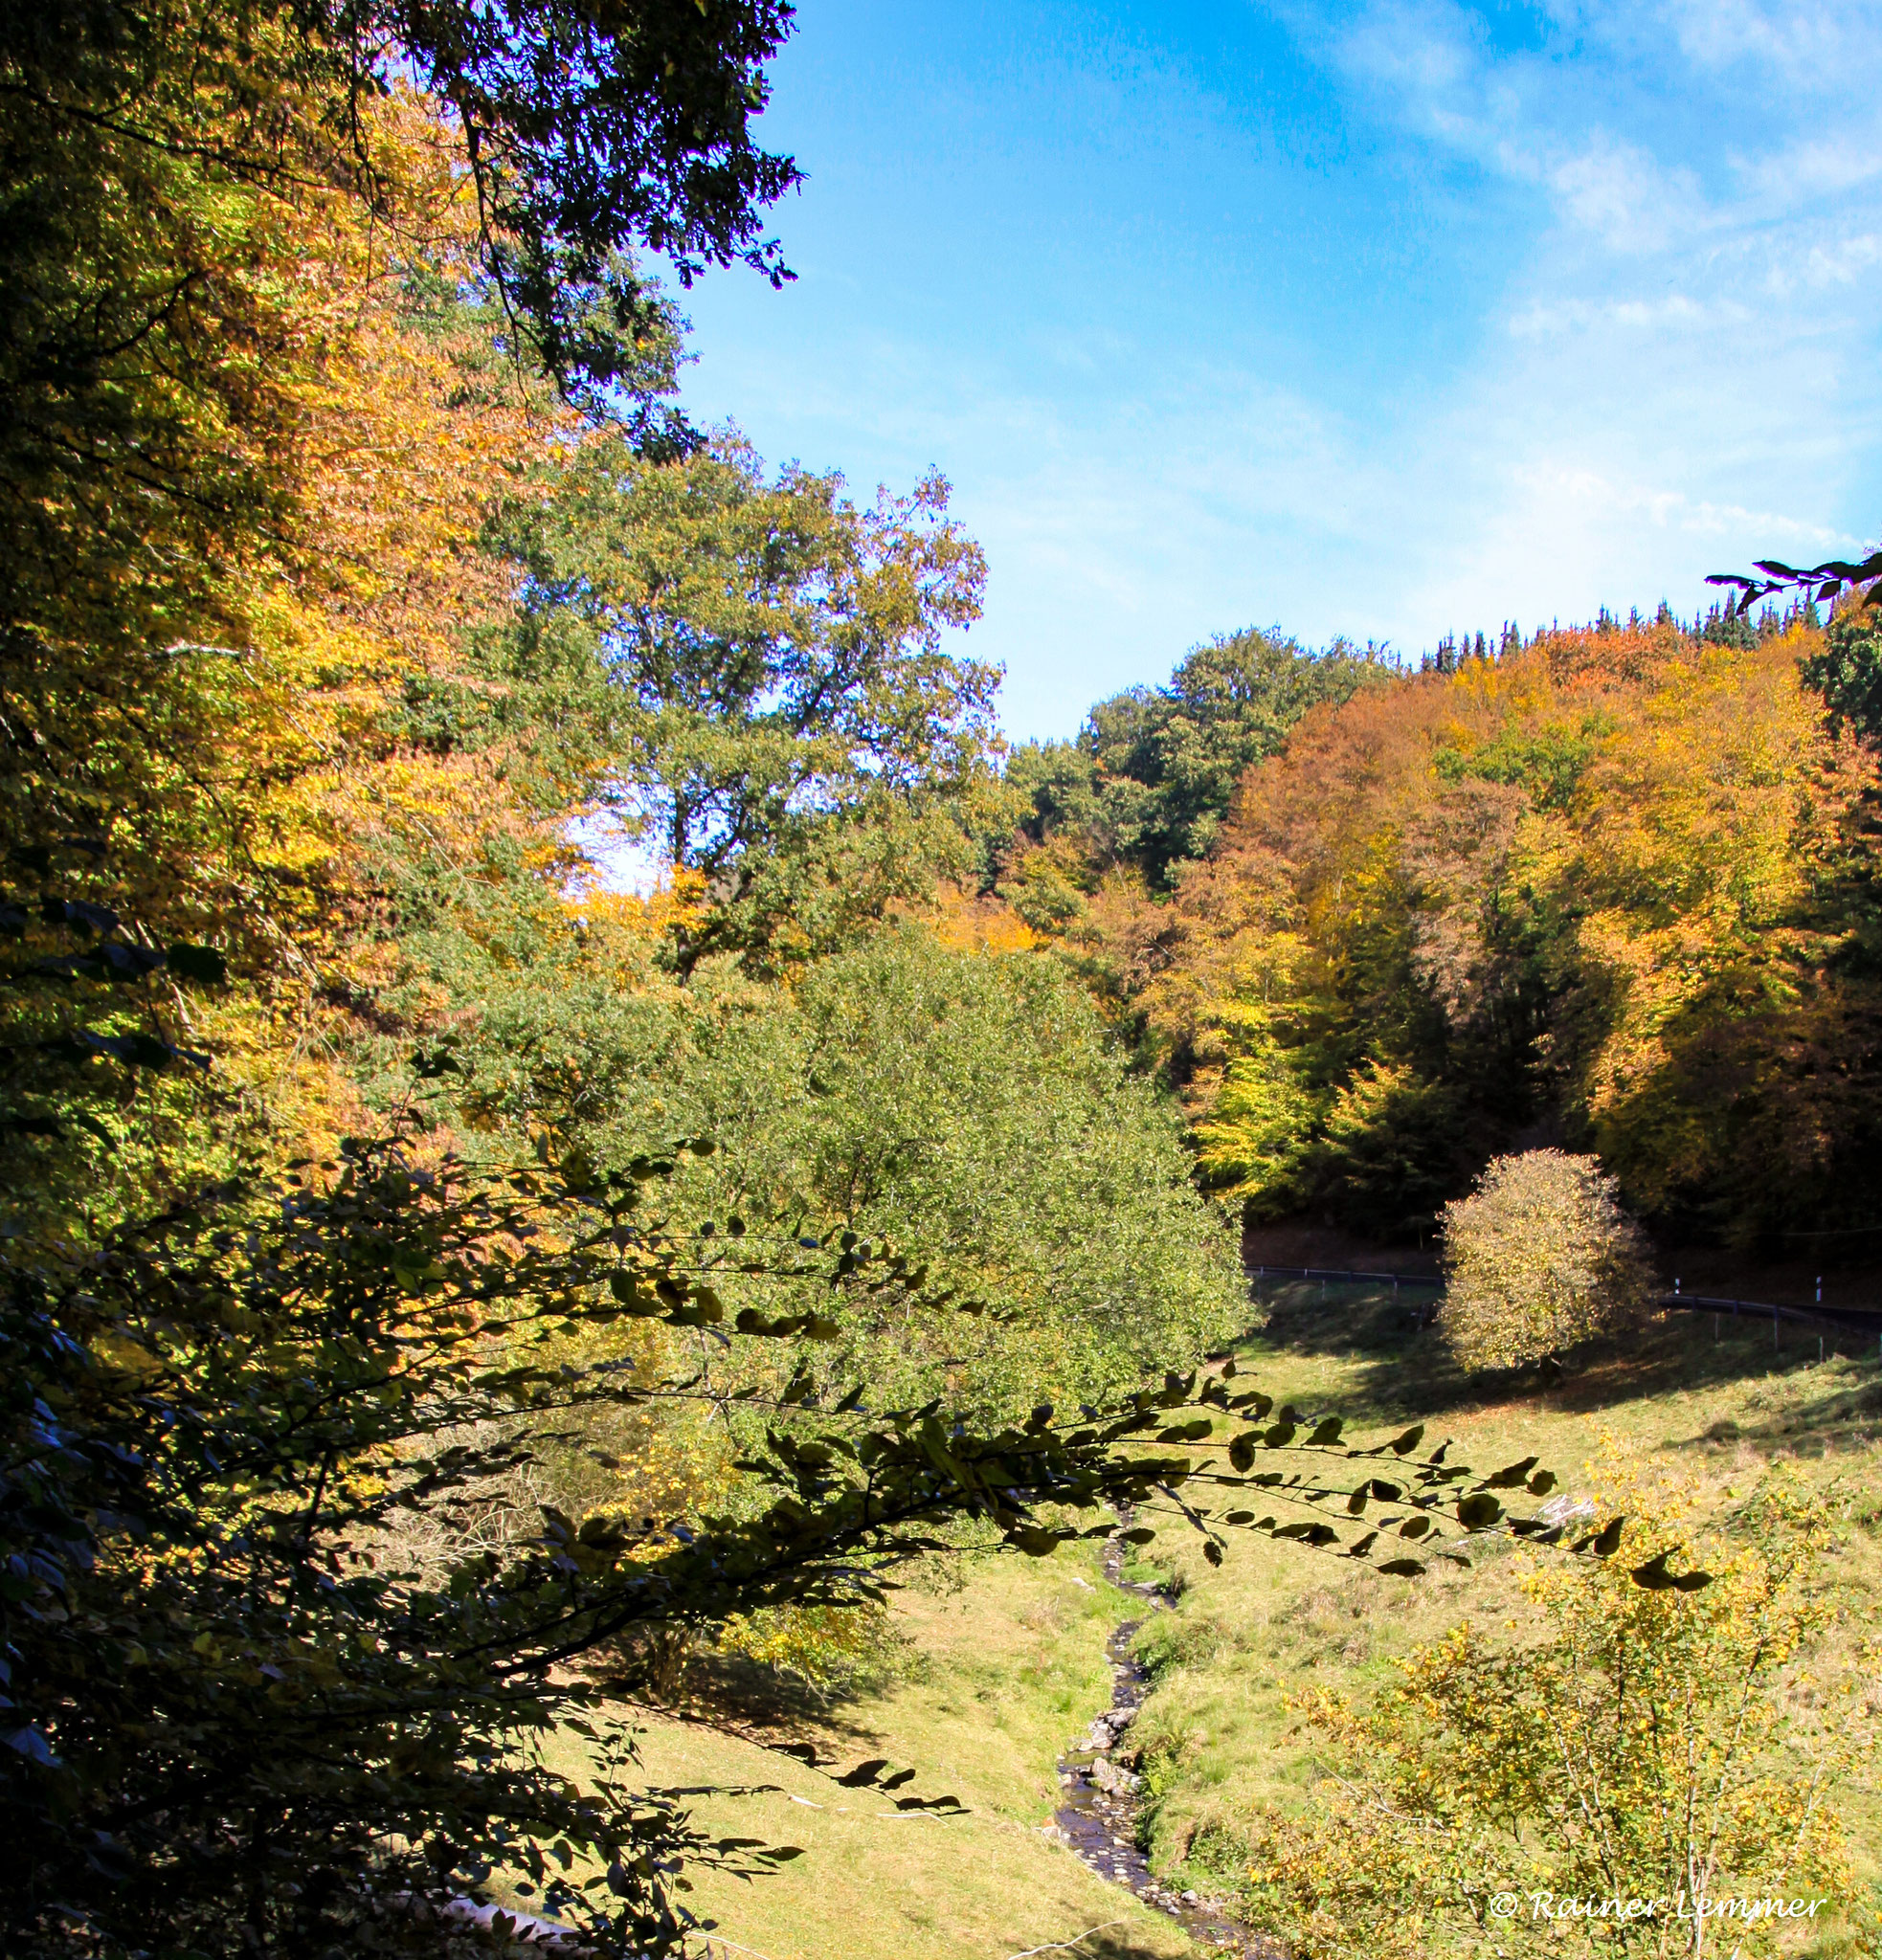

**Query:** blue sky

left=673, top=0, right=1882, bottom=743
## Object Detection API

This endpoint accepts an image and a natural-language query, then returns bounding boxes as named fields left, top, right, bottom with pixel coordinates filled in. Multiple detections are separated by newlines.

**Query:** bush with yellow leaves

left=1440, top=1149, right=1656, bottom=1371
left=1240, top=1462, right=1873, bottom=1957
left=712, top=1603, right=907, bottom=1696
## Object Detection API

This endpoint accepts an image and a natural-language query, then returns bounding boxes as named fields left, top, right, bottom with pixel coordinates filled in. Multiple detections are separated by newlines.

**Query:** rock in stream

left=1048, top=1539, right=1279, bottom=1957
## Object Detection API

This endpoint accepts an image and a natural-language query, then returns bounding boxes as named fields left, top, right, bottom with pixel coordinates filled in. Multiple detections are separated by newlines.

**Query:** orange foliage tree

left=1, top=91, right=582, bottom=1228
left=1137, top=618, right=1882, bottom=1247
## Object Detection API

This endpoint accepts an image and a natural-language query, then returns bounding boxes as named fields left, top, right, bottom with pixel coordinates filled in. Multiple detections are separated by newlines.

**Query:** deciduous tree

left=1439, top=1149, right=1655, bottom=1372
left=1240, top=1467, right=1864, bottom=1959
left=489, top=437, right=1000, bottom=969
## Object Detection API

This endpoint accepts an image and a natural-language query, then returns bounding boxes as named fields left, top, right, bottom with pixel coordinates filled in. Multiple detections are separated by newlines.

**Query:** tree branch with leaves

left=3, top=1125, right=1699, bottom=1958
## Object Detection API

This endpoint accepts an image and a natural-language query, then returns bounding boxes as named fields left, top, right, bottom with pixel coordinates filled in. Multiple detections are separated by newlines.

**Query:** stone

left=1089, top=1756, right=1141, bottom=1796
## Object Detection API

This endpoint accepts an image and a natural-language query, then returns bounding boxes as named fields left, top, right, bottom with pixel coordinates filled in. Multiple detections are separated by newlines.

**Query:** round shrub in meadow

left=1439, top=1148, right=1655, bottom=1370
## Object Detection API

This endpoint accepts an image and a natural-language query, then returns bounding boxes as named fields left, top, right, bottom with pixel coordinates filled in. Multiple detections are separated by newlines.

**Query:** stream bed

left=1047, top=1543, right=1276, bottom=1957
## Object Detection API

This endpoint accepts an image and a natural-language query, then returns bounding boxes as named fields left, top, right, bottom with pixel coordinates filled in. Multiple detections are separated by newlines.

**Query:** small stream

left=1048, top=1539, right=1277, bottom=1957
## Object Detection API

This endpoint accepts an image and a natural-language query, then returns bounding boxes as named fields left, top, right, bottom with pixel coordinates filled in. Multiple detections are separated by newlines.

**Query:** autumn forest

left=5, top=7, right=1881, bottom=1960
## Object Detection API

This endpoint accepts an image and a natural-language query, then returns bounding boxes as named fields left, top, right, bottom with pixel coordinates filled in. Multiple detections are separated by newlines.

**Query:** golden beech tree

left=1, top=93, right=576, bottom=1225
left=1439, top=1149, right=1656, bottom=1372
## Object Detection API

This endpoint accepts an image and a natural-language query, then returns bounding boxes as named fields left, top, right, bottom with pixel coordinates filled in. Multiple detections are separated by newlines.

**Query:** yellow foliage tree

left=1138, top=621, right=1882, bottom=1246
left=1241, top=1463, right=1871, bottom=1958
left=1440, top=1149, right=1656, bottom=1371
left=3, top=89, right=579, bottom=1224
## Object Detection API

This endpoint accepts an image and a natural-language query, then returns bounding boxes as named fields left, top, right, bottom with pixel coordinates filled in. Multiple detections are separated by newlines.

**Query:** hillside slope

left=541, top=1281, right=1879, bottom=1960
left=1127, top=1281, right=1882, bottom=1954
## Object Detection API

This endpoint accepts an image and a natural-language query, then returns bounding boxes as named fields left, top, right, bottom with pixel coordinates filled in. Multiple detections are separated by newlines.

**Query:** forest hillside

left=1007, top=609, right=1882, bottom=1260
left=3, top=10, right=1878, bottom=1960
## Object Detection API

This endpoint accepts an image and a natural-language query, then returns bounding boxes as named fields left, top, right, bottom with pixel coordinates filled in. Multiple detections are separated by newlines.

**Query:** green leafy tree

left=1800, top=593, right=1882, bottom=746
left=396, top=916, right=1244, bottom=1414
left=694, top=928, right=1248, bottom=1411
left=489, top=436, right=1000, bottom=967
left=1192, top=1020, right=1320, bottom=1215
left=1012, top=629, right=1387, bottom=889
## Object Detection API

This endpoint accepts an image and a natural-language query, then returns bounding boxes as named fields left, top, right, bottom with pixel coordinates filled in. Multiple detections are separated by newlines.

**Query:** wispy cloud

left=1542, top=135, right=1702, bottom=254
left=677, top=0, right=1882, bottom=737
left=1653, top=0, right=1875, bottom=79
left=1246, top=0, right=1882, bottom=647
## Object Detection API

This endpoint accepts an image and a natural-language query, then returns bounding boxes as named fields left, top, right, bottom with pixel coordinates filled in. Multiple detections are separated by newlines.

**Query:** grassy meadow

left=543, top=1281, right=1882, bottom=1960
left=1131, top=1281, right=1882, bottom=1952
left=541, top=1557, right=1195, bottom=1960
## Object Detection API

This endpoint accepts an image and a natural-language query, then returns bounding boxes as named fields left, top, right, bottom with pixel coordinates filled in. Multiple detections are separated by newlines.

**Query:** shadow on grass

left=1239, top=1281, right=1882, bottom=1456
left=1078, top=1930, right=1186, bottom=1960
left=1660, top=1367, right=1882, bottom=1459
left=602, top=1637, right=889, bottom=1752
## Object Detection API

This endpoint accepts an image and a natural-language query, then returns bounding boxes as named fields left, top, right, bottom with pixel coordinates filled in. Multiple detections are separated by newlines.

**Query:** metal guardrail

left=1663, top=1291, right=1882, bottom=1349
left=1248, top=1264, right=1882, bottom=1352
left=1662, top=1288, right=1882, bottom=1319
left=1250, top=1263, right=1442, bottom=1289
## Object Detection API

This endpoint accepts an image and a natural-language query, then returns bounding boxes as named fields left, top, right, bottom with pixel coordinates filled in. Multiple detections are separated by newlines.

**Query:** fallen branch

left=1006, top=1921, right=1128, bottom=1960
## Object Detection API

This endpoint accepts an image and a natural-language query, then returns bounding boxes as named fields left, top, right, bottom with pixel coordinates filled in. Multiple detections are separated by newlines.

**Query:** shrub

left=1440, top=1149, right=1654, bottom=1370
left=447, top=921, right=1249, bottom=1416
left=713, top=1602, right=907, bottom=1695
left=1240, top=1467, right=1871, bottom=1959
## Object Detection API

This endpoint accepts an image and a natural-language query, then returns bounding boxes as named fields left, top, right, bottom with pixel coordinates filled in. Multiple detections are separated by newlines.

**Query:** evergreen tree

left=1801, top=590, right=1882, bottom=746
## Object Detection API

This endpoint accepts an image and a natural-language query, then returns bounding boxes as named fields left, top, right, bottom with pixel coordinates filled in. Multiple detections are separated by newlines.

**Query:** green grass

left=536, top=1554, right=1196, bottom=1960
left=1119, top=1281, right=1882, bottom=1949
left=527, top=1284, right=1882, bottom=1958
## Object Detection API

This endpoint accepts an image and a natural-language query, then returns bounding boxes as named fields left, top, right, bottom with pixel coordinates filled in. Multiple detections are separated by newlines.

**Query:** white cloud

left=1740, top=137, right=1882, bottom=202
left=678, top=1, right=1882, bottom=738
left=1804, top=234, right=1882, bottom=286
left=1651, top=0, right=1881, bottom=80
left=1509, top=292, right=1728, bottom=336
left=1544, top=134, right=1702, bottom=253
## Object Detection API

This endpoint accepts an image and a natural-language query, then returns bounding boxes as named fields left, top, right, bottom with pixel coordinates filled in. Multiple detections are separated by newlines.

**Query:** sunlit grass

left=530, top=1284, right=1880, bottom=1958
left=1123, top=1282, right=1882, bottom=1953
left=536, top=1555, right=1196, bottom=1960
